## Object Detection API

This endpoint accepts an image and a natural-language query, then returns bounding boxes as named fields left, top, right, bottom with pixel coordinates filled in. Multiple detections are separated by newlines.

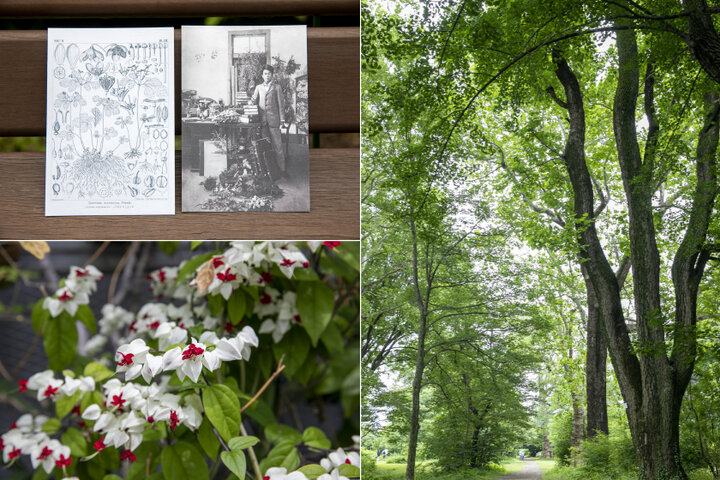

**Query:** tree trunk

left=550, top=20, right=719, bottom=473
left=543, top=432, right=553, bottom=458
left=570, top=392, right=585, bottom=463
left=583, top=267, right=608, bottom=437
left=405, top=212, right=427, bottom=480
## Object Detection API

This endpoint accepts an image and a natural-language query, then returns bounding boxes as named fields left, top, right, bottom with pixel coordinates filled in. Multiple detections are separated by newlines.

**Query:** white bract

left=263, top=467, right=308, bottom=480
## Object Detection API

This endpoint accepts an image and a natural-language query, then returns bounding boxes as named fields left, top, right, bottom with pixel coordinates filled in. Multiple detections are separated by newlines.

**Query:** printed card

left=46, top=28, right=175, bottom=216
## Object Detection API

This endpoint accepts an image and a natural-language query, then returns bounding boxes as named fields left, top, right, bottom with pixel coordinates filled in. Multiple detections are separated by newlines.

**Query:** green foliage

left=160, top=441, right=209, bottom=480
left=202, top=384, right=241, bottom=442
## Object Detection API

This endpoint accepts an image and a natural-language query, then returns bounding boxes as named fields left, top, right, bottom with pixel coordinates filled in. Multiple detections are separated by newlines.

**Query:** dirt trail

left=497, top=459, right=543, bottom=479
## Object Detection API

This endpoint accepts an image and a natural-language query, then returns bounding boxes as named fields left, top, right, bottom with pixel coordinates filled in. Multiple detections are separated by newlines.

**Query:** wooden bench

left=0, top=1, right=359, bottom=239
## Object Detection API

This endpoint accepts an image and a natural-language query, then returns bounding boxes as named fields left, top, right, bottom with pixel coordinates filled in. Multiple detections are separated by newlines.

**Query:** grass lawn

left=534, top=458, right=556, bottom=473
left=372, top=458, right=551, bottom=480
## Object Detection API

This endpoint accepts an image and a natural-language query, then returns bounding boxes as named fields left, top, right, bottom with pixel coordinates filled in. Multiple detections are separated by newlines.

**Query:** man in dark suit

left=251, top=65, right=287, bottom=173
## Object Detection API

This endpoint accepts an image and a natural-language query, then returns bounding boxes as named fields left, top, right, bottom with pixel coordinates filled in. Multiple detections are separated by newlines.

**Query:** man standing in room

left=251, top=64, right=287, bottom=174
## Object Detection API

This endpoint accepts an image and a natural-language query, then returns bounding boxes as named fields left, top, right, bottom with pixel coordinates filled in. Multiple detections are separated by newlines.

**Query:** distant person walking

left=519, top=448, right=525, bottom=461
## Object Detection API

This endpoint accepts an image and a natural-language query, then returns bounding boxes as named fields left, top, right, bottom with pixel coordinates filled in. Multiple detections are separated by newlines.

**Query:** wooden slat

left=0, top=0, right=358, bottom=17
left=0, top=149, right=359, bottom=239
left=0, top=27, right=359, bottom=136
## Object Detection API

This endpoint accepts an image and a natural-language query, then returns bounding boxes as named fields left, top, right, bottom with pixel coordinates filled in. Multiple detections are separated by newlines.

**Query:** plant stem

left=241, top=355, right=285, bottom=413
left=240, top=422, right=262, bottom=480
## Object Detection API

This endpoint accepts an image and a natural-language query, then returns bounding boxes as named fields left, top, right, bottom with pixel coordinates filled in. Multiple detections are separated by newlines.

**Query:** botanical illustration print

left=181, top=26, right=310, bottom=213
left=46, top=28, right=174, bottom=216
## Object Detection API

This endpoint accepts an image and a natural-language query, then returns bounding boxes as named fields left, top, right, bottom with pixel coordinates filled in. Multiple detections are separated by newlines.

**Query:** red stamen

left=302, top=261, right=309, bottom=268
left=37, top=446, right=53, bottom=460
left=75, top=268, right=89, bottom=277
left=94, top=436, right=106, bottom=452
left=260, top=292, right=272, bottom=305
left=111, top=394, right=125, bottom=408
left=17, top=379, right=28, bottom=392
left=71, top=405, right=81, bottom=416
left=55, top=454, right=71, bottom=468
left=280, top=258, right=295, bottom=267
left=345, top=458, right=352, bottom=464
left=147, top=416, right=154, bottom=423
left=120, top=449, right=136, bottom=461
left=78, top=421, right=86, bottom=427
left=323, top=241, right=341, bottom=249
left=169, top=410, right=179, bottom=431
left=217, top=268, right=237, bottom=282
left=261, top=271, right=273, bottom=284
left=9, top=422, right=16, bottom=430
left=58, top=291, right=74, bottom=301
left=294, top=315, right=302, bottom=323
left=128, top=319, right=137, bottom=332
left=158, top=270, right=166, bottom=283
left=212, top=257, right=225, bottom=269
left=117, top=352, right=134, bottom=366
left=182, top=344, right=204, bottom=360
left=148, top=321, right=160, bottom=329
left=0, top=439, right=4, bottom=451
left=44, top=385, right=59, bottom=398
left=8, top=447, right=21, bottom=459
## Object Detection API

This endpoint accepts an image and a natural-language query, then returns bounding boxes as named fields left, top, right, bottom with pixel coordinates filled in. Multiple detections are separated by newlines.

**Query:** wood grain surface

left=0, top=0, right=358, bottom=17
left=0, top=27, right=359, bottom=136
left=0, top=149, right=359, bottom=240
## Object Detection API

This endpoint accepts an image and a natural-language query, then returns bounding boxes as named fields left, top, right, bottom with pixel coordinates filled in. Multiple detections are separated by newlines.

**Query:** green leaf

left=291, top=265, right=319, bottom=281
left=43, top=312, right=78, bottom=371
left=32, top=467, right=51, bottom=480
left=158, top=241, right=179, bottom=256
left=62, top=427, right=87, bottom=457
left=207, top=293, right=225, bottom=317
left=160, top=441, right=209, bottom=480
left=227, top=289, right=247, bottom=325
left=296, top=281, right=335, bottom=346
left=320, top=321, right=345, bottom=356
left=197, top=417, right=220, bottom=459
left=221, top=450, right=246, bottom=480
left=74, top=304, right=96, bottom=334
left=272, top=328, right=310, bottom=377
left=41, top=418, right=61, bottom=435
left=265, top=424, right=302, bottom=445
left=338, top=463, right=360, bottom=477
left=84, top=362, right=114, bottom=382
left=31, top=298, right=49, bottom=333
left=334, top=241, right=360, bottom=272
left=202, top=384, right=241, bottom=442
left=103, top=475, right=124, bottom=480
left=228, top=436, right=260, bottom=451
left=297, top=464, right=330, bottom=479
left=301, top=427, right=331, bottom=449
left=190, top=241, right=204, bottom=250
left=259, top=441, right=300, bottom=473
left=176, top=252, right=214, bottom=285
left=56, top=391, right=81, bottom=419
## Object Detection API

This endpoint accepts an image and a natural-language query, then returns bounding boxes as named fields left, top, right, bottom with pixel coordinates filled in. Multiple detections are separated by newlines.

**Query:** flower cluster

left=320, top=448, right=360, bottom=480
left=43, top=265, right=102, bottom=317
left=22, top=370, right=96, bottom=402
left=1, top=414, right=72, bottom=474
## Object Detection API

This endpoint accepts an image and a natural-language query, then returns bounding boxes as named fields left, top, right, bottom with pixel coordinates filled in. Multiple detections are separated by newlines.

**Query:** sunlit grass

left=372, top=457, right=548, bottom=480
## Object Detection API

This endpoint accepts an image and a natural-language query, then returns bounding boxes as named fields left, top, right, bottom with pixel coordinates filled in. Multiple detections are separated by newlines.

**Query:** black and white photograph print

left=45, top=28, right=175, bottom=216
left=181, top=26, right=310, bottom=213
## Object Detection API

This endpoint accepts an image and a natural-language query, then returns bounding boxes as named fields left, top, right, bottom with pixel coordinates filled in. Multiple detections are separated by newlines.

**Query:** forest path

left=498, top=460, right=543, bottom=479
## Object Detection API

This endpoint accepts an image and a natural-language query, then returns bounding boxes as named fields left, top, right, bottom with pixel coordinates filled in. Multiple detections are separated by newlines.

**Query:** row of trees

left=362, top=0, right=720, bottom=479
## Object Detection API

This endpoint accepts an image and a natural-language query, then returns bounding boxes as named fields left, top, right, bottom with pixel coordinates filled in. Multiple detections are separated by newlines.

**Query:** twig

left=211, top=424, right=230, bottom=452
left=108, top=242, right=140, bottom=304
left=83, top=241, right=110, bottom=267
left=12, top=332, right=41, bottom=376
left=241, top=355, right=286, bottom=413
left=240, top=423, right=262, bottom=480
left=0, top=358, right=13, bottom=381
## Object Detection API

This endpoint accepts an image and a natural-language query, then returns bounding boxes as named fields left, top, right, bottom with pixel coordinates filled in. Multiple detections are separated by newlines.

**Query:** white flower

left=27, top=371, right=64, bottom=402
left=318, top=471, right=349, bottom=480
left=216, top=327, right=259, bottom=361
left=43, top=286, right=89, bottom=317
left=29, top=438, right=70, bottom=473
left=153, top=322, right=187, bottom=351
left=259, top=317, right=291, bottom=344
left=82, top=404, right=101, bottom=421
left=65, top=265, right=103, bottom=294
left=115, top=339, right=150, bottom=381
left=162, top=341, right=220, bottom=383
left=181, top=394, right=203, bottom=430
left=141, top=353, right=164, bottom=383
left=99, top=304, right=134, bottom=335
left=321, top=448, right=360, bottom=472
left=85, top=334, right=108, bottom=355
left=264, top=467, right=308, bottom=480
left=61, top=375, right=95, bottom=396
